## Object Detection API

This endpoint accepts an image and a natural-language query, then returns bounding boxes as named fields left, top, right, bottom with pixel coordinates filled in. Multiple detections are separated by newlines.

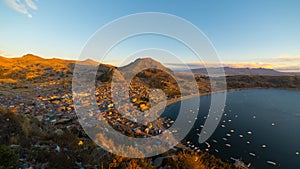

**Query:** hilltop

left=119, top=57, right=172, bottom=77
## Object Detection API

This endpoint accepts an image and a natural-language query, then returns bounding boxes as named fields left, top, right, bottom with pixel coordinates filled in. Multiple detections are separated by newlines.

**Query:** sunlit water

left=161, top=89, right=300, bottom=169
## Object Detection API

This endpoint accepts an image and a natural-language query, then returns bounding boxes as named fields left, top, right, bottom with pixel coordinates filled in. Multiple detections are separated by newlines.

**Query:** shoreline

left=165, top=87, right=300, bottom=108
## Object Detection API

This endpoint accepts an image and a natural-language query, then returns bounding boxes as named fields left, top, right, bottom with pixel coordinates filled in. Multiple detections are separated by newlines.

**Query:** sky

left=1, top=0, right=300, bottom=71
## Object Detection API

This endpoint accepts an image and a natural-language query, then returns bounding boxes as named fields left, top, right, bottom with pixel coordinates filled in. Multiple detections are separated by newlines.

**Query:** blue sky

left=1, top=0, right=300, bottom=71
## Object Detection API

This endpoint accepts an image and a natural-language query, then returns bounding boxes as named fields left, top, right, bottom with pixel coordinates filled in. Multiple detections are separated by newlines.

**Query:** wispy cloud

left=167, top=55, right=300, bottom=72
left=5, top=0, right=38, bottom=18
left=25, top=0, right=38, bottom=10
left=166, top=62, right=275, bottom=69
left=265, top=55, right=300, bottom=62
left=0, top=49, right=20, bottom=58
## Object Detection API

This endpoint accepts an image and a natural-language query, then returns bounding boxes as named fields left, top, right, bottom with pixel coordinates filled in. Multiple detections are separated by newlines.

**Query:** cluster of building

left=0, top=81, right=181, bottom=168
left=1, top=81, right=172, bottom=137
left=74, top=82, right=169, bottom=137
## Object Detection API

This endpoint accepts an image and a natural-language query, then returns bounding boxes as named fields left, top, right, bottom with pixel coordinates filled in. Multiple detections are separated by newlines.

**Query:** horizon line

left=1, top=53, right=299, bottom=73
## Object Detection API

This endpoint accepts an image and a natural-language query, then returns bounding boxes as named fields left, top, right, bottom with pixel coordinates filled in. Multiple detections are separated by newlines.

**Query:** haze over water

left=162, top=89, right=300, bottom=169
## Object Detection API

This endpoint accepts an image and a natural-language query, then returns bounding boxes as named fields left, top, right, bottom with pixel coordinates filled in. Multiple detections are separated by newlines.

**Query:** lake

left=161, top=89, right=300, bottom=169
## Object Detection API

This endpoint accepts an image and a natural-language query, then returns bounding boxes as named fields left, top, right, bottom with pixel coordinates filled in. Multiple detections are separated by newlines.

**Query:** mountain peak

left=79, top=58, right=99, bottom=66
left=134, top=57, right=160, bottom=63
left=119, top=57, right=171, bottom=72
left=118, top=57, right=173, bottom=80
left=22, top=54, right=43, bottom=60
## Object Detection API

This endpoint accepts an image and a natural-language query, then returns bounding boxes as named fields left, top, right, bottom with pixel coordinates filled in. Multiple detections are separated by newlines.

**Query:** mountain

left=118, top=58, right=173, bottom=78
left=0, top=54, right=100, bottom=82
left=79, top=59, right=99, bottom=66
left=118, top=58, right=180, bottom=96
left=188, top=67, right=297, bottom=76
left=118, top=58, right=172, bottom=78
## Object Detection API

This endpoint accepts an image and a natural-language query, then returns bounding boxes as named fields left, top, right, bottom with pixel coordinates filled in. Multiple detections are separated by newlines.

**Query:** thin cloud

left=167, top=55, right=300, bottom=72
left=0, top=48, right=23, bottom=58
left=265, top=55, right=300, bottom=62
left=25, top=0, right=38, bottom=10
left=5, top=0, right=38, bottom=18
left=166, top=62, right=275, bottom=69
left=277, top=55, right=300, bottom=62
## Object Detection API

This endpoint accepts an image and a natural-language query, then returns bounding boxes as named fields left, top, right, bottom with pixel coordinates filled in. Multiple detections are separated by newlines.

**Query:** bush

left=0, top=145, right=19, bottom=168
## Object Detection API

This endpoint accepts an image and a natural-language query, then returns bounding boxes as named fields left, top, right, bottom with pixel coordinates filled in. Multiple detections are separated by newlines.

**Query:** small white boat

left=212, top=139, right=218, bottom=143
left=249, top=153, right=256, bottom=157
left=226, top=133, right=232, bottom=137
left=205, top=142, right=211, bottom=148
left=225, top=144, right=231, bottom=147
left=267, top=161, right=277, bottom=166
left=222, top=138, right=228, bottom=141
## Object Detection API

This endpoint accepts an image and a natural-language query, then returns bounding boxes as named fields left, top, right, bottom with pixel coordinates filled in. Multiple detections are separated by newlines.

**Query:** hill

left=118, top=58, right=181, bottom=97
left=0, top=54, right=73, bottom=81
left=0, top=54, right=108, bottom=84
left=118, top=57, right=173, bottom=79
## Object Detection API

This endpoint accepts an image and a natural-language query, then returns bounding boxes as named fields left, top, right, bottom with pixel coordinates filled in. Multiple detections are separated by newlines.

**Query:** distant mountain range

left=183, top=67, right=300, bottom=76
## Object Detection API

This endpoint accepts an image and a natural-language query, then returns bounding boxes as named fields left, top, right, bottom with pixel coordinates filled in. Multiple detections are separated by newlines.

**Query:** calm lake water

left=161, top=89, right=300, bottom=169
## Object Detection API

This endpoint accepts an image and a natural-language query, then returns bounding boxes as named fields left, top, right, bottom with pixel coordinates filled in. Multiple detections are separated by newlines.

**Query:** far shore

left=165, top=87, right=300, bottom=108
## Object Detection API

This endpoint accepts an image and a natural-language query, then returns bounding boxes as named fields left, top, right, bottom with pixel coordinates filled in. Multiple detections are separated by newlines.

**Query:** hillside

left=0, top=54, right=72, bottom=82
left=0, top=109, right=237, bottom=169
